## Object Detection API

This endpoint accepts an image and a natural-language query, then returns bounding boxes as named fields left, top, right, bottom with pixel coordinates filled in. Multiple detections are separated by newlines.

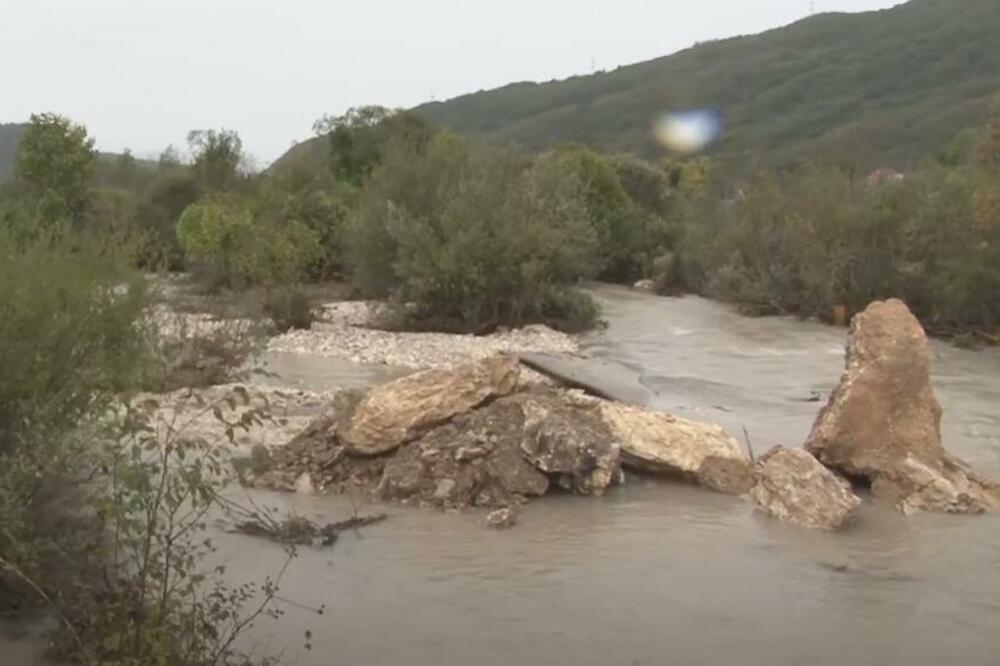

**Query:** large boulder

left=378, top=398, right=550, bottom=508
left=378, top=388, right=622, bottom=507
left=805, top=299, right=999, bottom=514
left=750, top=447, right=861, bottom=530
left=341, top=355, right=520, bottom=456
left=516, top=392, right=623, bottom=496
left=594, top=400, right=750, bottom=493
left=871, top=455, right=1000, bottom=515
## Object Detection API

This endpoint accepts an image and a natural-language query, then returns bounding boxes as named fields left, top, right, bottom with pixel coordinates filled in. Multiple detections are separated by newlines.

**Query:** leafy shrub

left=261, top=288, right=315, bottom=333
left=0, top=226, right=295, bottom=664
left=177, top=197, right=322, bottom=289
left=650, top=251, right=683, bottom=295
left=538, top=148, right=668, bottom=283
left=0, top=227, right=152, bottom=458
left=347, top=133, right=601, bottom=332
left=147, top=312, right=267, bottom=391
left=14, top=113, right=96, bottom=227
left=680, top=161, right=1000, bottom=330
left=255, top=170, right=355, bottom=279
left=133, top=168, right=202, bottom=270
left=0, top=223, right=152, bottom=603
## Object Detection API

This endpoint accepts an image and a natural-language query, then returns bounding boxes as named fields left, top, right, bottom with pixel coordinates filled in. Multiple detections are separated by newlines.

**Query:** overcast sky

left=1, top=0, right=902, bottom=165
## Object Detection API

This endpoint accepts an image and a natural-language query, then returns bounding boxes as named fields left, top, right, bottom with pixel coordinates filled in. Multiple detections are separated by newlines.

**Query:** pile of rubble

left=250, top=355, right=751, bottom=515
left=249, top=299, right=1000, bottom=530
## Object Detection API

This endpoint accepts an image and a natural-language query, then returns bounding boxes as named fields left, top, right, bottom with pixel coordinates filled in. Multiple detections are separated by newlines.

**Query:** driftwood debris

left=221, top=498, right=387, bottom=547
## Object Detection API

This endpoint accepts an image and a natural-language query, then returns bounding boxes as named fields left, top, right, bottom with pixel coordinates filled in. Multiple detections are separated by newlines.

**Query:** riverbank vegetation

left=0, top=117, right=304, bottom=664
left=676, top=94, right=1000, bottom=337
left=12, top=95, right=996, bottom=342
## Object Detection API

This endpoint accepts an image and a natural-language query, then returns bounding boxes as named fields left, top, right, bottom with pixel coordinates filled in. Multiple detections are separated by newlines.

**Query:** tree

left=158, top=144, right=182, bottom=169
left=188, top=129, right=244, bottom=192
left=14, top=113, right=96, bottom=225
left=975, top=93, right=1000, bottom=230
left=348, top=132, right=600, bottom=331
left=115, top=149, right=137, bottom=185
left=537, top=147, right=650, bottom=281
left=312, top=106, right=433, bottom=185
left=177, top=197, right=321, bottom=288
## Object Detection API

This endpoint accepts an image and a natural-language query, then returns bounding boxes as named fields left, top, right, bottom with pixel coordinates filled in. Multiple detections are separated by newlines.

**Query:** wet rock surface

left=750, top=447, right=862, bottom=530
left=594, top=400, right=748, bottom=478
left=341, top=355, right=521, bottom=456
left=695, top=456, right=754, bottom=496
left=249, top=356, right=759, bottom=516
left=805, top=299, right=999, bottom=514
left=514, top=391, right=623, bottom=496
left=485, top=507, right=518, bottom=529
left=871, top=455, right=1000, bottom=515
left=377, top=397, right=551, bottom=509
left=519, top=352, right=657, bottom=404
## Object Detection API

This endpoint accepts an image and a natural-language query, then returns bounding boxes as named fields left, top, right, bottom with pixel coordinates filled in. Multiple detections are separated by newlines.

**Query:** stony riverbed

left=267, top=301, right=579, bottom=368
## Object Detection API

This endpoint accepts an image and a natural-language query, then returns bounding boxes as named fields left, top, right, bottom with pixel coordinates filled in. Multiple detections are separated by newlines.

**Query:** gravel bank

left=267, top=302, right=579, bottom=369
left=139, top=384, right=335, bottom=453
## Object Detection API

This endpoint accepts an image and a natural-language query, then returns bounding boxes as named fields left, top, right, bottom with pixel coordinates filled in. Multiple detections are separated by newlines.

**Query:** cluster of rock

left=252, top=298, right=999, bottom=531
left=748, top=299, right=999, bottom=527
left=804, top=299, right=1000, bottom=515
left=252, top=355, right=754, bottom=516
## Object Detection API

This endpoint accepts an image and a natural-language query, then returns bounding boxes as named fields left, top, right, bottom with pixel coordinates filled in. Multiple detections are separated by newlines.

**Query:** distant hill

left=400, top=0, right=1000, bottom=171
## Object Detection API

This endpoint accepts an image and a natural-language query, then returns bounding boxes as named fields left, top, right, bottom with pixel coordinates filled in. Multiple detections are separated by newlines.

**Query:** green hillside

left=409, top=0, right=1000, bottom=170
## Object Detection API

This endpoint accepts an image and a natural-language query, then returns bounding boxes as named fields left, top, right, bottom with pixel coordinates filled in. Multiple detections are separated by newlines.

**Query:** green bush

left=177, top=197, right=322, bottom=289
left=0, top=228, right=151, bottom=458
left=255, top=169, right=355, bottom=279
left=347, top=133, right=601, bottom=332
left=679, top=161, right=1000, bottom=330
left=132, top=168, right=202, bottom=270
left=538, top=148, right=673, bottom=283
left=0, top=225, right=293, bottom=665
left=0, top=224, right=153, bottom=593
left=261, top=288, right=315, bottom=333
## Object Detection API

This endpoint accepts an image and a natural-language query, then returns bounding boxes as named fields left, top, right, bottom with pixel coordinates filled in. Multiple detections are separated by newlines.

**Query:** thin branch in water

left=742, top=426, right=756, bottom=463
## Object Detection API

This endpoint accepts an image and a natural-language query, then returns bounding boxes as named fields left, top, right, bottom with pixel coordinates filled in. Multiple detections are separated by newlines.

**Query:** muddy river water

left=9, top=287, right=1000, bottom=664
left=224, top=286, right=1000, bottom=666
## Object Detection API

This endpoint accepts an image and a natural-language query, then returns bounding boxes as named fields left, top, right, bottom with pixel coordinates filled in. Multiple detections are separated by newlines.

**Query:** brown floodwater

left=223, top=286, right=1000, bottom=666
left=10, top=287, right=1000, bottom=665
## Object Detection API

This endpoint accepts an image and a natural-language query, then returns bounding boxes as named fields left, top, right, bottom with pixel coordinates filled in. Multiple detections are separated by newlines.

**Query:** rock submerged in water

left=254, top=355, right=757, bottom=517
left=378, top=396, right=551, bottom=509
left=750, top=447, right=861, bottom=530
left=516, top=392, right=623, bottom=496
left=379, top=389, right=623, bottom=507
left=340, top=355, right=521, bottom=456
left=263, top=352, right=770, bottom=505
left=594, top=400, right=750, bottom=493
left=486, top=507, right=518, bottom=529
left=805, top=299, right=1000, bottom=514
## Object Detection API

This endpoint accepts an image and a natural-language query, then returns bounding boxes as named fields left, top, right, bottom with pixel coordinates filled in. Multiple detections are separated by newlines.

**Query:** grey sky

left=1, top=0, right=902, bottom=165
